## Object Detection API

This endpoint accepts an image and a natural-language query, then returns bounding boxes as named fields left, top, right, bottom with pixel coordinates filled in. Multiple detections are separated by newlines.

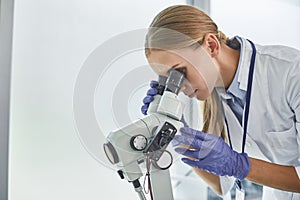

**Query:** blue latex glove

left=141, top=80, right=158, bottom=115
left=173, top=127, right=250, bottom=180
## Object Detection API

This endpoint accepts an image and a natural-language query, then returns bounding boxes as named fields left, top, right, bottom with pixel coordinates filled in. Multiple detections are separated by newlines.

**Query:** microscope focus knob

left=130, top=135, right=147, bottom=151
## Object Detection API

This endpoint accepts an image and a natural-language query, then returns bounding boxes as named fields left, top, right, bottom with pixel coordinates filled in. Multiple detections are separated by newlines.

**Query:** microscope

left=103, top=69, right=185, bottom=200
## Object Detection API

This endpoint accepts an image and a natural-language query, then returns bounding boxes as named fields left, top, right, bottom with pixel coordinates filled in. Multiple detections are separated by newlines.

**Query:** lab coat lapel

left=222, top=100, right=270, bottom=161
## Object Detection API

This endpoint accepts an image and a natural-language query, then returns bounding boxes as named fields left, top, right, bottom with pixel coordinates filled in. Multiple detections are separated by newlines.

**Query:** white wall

left=210, top=0, right=300, bottom=50
left=9, top=1, right=300, bottom=200
left=9, top=1, right=191, bottom=200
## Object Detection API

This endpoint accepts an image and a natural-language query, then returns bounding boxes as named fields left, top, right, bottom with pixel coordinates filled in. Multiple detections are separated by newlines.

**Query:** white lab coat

left=218, top=37, right=300, bottom=200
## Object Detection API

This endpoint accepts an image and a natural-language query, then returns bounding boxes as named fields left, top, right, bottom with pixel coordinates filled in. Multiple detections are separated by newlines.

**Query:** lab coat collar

left=226, top=60, right=246, bottom=103
left=215, top=87, right=231, bottom=101
left=234, top=36, right=255, bottom=91
left=217, top=36, right=253, bottom=101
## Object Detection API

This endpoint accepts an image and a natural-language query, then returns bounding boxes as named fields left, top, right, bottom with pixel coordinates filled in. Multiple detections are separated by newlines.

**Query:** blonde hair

left=145, top=5, right=229, bottom=139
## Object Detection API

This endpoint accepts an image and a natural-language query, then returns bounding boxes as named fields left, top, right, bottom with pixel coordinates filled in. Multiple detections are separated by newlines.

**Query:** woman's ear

left=202, top=33, right=220, bottom=58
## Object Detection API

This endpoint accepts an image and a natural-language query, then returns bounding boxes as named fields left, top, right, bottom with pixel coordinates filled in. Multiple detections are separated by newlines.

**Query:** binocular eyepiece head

left=158, top=69, right=185, bottom=95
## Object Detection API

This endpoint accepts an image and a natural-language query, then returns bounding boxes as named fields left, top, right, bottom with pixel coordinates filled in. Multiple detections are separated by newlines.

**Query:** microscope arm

left=148, top=167, right=174, bottom=200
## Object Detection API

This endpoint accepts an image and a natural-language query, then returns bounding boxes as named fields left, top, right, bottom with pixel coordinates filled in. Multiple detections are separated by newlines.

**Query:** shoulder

left=255, top=44, right=300, bottom=65
left=253, top=43, right=300, bottom=107
left=254, top=43, right=300, bottom=85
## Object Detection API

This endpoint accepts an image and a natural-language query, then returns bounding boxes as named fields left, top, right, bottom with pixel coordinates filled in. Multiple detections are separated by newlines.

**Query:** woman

left=141, top=5, right=300, bottom=199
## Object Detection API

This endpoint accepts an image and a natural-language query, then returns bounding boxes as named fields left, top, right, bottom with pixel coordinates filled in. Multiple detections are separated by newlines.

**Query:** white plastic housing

left=157, top=91, right=184, bottom=120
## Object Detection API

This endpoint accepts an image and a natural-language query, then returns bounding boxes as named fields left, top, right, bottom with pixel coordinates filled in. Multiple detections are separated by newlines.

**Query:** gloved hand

left=141, top=80, right=158, bottom=115
left=173, top=127, right=250, bottom=180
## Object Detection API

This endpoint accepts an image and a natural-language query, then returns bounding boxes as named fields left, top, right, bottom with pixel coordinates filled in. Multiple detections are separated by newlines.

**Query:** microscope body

left=103, top=70, right=185, bottom=200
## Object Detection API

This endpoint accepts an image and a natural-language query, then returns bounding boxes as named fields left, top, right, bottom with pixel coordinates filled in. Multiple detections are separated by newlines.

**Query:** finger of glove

left=150, top=80, right=158, bottom=88
left=147, top=88, right=158, bottom=96
left=173, top=135, right=203, bottom=149
left=141, top=105, right=149, bottom=115
left=182, top=158, right=214, bottom=173
left=143, top=96, right=154, bottom=104
left=180, top=127, right=207, bottom=140
left=181, top=158, right=200, bottom=169
left=175, top=147, right=201, bottom=159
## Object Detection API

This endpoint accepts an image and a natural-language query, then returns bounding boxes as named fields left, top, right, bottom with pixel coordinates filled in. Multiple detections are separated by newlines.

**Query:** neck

left=216, top=43, right=240, bottom=89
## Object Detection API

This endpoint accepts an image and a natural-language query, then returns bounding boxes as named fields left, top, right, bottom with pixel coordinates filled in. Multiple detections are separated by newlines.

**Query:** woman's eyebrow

left=171, top=63, right=180, bottom=69
left=167, top=63, right=180, bottom=73
left=168, top=65, right=187, bottom=75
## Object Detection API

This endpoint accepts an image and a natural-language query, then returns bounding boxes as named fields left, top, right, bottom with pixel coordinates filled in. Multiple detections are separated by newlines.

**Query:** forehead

left=147, top=50, right=185, bottom=76
left=148, top=50, right=181, bottom=63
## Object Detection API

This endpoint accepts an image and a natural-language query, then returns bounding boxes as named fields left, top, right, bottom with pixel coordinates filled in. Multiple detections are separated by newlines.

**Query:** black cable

left=143, top=153, right=153, bottom=200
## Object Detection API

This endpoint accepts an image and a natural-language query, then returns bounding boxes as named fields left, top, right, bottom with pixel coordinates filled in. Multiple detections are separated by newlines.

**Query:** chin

left=196, top=96, right=206, bottom=101
left=196, top=92, right=210, bottom=101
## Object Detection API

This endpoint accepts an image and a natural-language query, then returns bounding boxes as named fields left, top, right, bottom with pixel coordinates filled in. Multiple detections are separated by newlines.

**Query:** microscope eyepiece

left=165, top=69, right=185, bottom=95
left=157, top=76, right=167, bottom=95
